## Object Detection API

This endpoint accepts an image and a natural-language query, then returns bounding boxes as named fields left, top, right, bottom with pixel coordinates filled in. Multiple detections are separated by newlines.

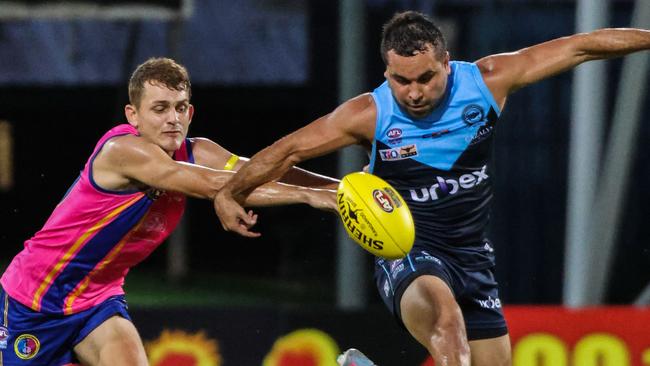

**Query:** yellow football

left=337, top=172, right=415, bottom=259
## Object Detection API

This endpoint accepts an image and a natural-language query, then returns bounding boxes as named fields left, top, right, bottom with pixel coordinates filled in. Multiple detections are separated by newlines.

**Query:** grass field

left=0, top=262, right=334, bottom=307
left=124, top=270, right=334, bottom=307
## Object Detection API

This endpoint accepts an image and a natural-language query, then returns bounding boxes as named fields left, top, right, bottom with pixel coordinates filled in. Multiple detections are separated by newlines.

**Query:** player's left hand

left=214, top=192, right=261, bottom=237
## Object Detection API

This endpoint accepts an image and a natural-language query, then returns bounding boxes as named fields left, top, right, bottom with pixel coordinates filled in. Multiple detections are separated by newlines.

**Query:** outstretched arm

left=478, top=28, right=650, bottom=109
left=214, top=94, right=377, bottom=237
left=190, top=137, right=340, bottom=190
left=92, top=135, right=337, bottom=226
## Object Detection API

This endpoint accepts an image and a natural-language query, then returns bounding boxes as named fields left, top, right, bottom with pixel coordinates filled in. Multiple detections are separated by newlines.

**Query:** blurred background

left=1, top=0, right=649, bottom=365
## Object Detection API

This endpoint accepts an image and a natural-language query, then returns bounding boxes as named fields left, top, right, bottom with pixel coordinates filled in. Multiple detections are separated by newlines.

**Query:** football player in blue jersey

left=214, top=10, right=650, bottom=366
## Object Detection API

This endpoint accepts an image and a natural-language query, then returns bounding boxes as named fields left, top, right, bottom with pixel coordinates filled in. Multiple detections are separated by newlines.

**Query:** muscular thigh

left=469, top=334, right=511, bottom=366
left=400, top=275, right=466, bottom=346
left=374, top=250, right=456, bottom=328
left=74, top=316, right=147, bottom=366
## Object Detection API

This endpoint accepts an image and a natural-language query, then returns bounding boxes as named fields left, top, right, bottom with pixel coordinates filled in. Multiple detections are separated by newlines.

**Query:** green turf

left=123, top=270, right=333, bottom=307
left=0, top=261, right=333, bottom=307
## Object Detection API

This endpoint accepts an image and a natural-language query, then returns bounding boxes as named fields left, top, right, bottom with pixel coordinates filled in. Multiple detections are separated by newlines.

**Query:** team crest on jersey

left=14, top=334, right=40, bottom=360
left=462, top=104, right=485, bottom=125
left=379, top=144, right=418, bottom=161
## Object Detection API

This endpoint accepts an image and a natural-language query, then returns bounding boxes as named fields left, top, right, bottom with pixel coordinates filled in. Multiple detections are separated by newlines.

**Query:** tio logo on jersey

left=379, top=144, right=418, bottom=161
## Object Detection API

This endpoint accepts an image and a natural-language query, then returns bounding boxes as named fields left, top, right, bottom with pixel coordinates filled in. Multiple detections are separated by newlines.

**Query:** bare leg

left=469, top=335, right=511, bottom=366
left=400, top=275, right=470, bottom=366
left=74, top=315, right=148, bottom=366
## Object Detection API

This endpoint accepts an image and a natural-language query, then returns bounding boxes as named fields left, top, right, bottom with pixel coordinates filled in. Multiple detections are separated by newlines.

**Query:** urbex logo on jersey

left=410, top=165, right=488, bottom=201
left=338, top=193, right=384, bottom=250
left=477, top=296, right=502, bottom=309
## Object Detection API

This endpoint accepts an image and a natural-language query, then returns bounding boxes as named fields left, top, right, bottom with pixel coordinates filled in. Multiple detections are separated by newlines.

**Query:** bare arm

left=478, top=28, right=650, bottom=109
left=92, top=135, right=336, bottom=209
left=191, top=137, right=340, bottom=189
left=214, top=93, right=377, bottom=236
left=192, top=137, right=342, bottom=189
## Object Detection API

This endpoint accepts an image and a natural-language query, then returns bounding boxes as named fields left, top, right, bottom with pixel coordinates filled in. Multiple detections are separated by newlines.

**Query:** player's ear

left=443, top=51, right=451, bottom=73
left=125, top=104, right=138, bottom=128
left=188, top=104, right=195, bottom=124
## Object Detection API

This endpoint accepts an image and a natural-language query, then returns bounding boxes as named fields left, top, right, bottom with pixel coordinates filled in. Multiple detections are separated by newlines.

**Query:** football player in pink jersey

left=0, top=58, right=338, bottom=365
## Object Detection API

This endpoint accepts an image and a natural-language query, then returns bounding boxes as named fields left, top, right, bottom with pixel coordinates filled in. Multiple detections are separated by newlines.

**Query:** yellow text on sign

left=513, top=333, right=635, bottom=366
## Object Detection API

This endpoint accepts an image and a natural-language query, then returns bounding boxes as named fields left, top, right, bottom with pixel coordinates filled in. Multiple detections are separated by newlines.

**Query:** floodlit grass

left=0, top=261, right=333, bottom=308
left=123, top=270, right=334, bottom=307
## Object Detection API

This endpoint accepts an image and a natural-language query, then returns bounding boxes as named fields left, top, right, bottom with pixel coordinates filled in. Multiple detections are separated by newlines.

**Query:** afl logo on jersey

left=462, top=104, right=484, bottom=125
left=386, top=128, right=402, bottom=139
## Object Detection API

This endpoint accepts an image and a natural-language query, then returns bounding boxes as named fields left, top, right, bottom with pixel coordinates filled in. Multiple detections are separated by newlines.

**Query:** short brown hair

left=128, top=57, right=191, bottom=107
left=380, top=11, right=447, bottom=65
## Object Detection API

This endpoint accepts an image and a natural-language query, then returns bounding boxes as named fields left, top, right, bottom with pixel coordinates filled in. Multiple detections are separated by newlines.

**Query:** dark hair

left=128, top=57, right=191, bottom=107
left=380, top=11, right=447, bottom=65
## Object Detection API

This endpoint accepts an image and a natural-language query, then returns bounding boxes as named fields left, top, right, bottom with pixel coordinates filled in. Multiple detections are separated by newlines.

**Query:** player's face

left=126, top=81, right=194, bottom=155
left=384, top=46, right=450, bottom=119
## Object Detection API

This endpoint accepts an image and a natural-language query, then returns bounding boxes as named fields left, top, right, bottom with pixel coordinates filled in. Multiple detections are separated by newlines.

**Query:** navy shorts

left=0, top=287, right=131, bottom=365
left=375, top=248, right=508, bottom=340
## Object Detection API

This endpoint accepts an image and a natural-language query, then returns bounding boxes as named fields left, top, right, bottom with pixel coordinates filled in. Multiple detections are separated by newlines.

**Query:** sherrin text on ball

left=337, top=172, right=414, bottom=259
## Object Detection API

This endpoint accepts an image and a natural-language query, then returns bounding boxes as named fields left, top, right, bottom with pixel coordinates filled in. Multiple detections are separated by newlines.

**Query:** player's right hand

left=214, top=191, right=261, bottom=238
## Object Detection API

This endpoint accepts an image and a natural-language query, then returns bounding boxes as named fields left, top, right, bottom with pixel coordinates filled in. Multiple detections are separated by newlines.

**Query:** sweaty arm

left=477, top=28, right=650, bottom=109
left=214, top=94, right=377, bottom=237
left=190, top=137, right=340, bottom=189
left=91, top=134, right=336, bottom=210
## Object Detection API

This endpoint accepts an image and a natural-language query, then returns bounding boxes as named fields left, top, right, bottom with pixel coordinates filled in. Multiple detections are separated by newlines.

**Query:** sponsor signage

left=505, top=306, right=650, bottom=366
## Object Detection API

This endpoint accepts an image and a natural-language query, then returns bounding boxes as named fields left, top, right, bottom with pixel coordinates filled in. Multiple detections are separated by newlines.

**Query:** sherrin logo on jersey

left=337, top=172, right=414, bottom=259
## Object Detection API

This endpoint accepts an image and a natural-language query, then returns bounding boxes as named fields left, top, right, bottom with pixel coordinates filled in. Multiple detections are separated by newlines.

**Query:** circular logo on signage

left=14, top=334, right=40, bottom=360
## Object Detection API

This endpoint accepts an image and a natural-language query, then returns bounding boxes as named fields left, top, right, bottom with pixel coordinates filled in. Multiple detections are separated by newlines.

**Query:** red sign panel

left=505, top=306, right=650, bottom=366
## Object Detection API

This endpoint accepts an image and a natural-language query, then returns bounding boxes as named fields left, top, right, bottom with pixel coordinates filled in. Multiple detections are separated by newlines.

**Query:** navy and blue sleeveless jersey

left=369, top=61, right=500, bottom=269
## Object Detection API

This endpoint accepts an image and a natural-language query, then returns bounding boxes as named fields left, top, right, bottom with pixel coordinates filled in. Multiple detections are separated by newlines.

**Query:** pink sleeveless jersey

left=1, top=124, right=192, bottom=315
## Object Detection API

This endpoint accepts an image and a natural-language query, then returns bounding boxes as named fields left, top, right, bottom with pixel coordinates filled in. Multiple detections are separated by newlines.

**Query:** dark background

left=1, top=1, right=649, bottom=306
